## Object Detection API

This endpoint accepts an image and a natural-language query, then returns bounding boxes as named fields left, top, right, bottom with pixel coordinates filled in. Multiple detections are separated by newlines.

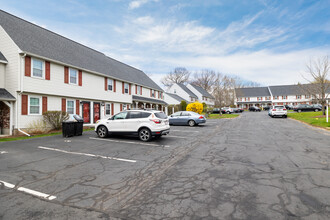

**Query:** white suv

left=270, top=105, right=287, bottom=118
left=95, top=110, right=170, bottom=141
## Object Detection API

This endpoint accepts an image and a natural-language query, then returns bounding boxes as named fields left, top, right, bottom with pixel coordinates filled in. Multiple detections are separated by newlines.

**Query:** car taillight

left=199, top=116, right=204, bottom=119
left=272, top=109, right=276, bottom=111
left=283, top=109, right=286, bottom=111
left=150, top=119, right=161, bottom=124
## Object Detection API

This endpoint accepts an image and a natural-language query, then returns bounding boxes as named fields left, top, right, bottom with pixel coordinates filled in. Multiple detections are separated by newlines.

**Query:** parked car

left=212, top=108, right=220, bottom=114
left=249, top=106, right=261, bottom=112
left=312, top=104, right=323, bottom=109
left=285, top=104, right=294, bottom=110
left=169, top=111, right=206, bottom=126
left=294, top=104, right=322, bottom=113
left=221, top=107, right=234, bottom=114
left=232, top=108, right=244, bottom=113
left=270, top=105, right=287, bottom=118
left=263, top=106, right=271, bottom=111
left=95, top=110, right=170, bottom=142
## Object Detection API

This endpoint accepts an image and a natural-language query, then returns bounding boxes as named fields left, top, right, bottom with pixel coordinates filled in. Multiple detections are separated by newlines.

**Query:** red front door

left=83, top=103, right=90, bottom=123
left=94, top=103, right=100, bottom=123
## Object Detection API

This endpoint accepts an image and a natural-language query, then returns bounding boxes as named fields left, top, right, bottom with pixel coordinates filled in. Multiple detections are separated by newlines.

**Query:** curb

left=288, top=117, right=330, bottom=134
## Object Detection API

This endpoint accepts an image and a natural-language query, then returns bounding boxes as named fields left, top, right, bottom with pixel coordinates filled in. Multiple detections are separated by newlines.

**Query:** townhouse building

left=166, top=83, right=215, bottom=106
left=235, top=84, right=330, bottom=109
left=0, top=10, right=166, bottom=135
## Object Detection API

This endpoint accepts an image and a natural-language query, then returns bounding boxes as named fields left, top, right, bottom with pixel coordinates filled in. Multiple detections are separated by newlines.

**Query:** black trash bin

left=73, top=115, right=84, bottom=136
left=62, top=121, right=75, bottom=137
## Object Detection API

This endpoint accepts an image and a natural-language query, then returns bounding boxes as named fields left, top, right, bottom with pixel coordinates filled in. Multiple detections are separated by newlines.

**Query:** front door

left=94, top=103, right=100, bottom=123
left=83, top=102, right=90, bottom=123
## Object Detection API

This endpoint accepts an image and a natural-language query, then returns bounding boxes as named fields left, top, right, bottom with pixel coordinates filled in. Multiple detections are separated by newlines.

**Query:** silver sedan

left=169, top=111, right=206, bottom=126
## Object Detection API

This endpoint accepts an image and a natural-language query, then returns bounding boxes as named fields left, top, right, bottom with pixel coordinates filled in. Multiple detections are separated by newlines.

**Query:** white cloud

left=133, top=16, right=154, bottom=25
left=129, top=0, right=159, bottom=9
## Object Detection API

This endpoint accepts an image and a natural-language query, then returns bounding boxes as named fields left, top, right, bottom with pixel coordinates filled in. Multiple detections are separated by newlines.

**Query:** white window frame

left=136, top=85, right=141, bottom=95
left=151, top=90, right=155, bottom=98
left=31, top=58, right=45, bottom=79
left=69, top=68, right=78, bottom=85
left=28, top=96, right=42, bottom=115
left=124, top=83, right=129, bottom=94
left=66, top=100, right=75, bottom=115
left=105, top=103, right=111, bottom=115
left=107, top=79, right=113, bottom=91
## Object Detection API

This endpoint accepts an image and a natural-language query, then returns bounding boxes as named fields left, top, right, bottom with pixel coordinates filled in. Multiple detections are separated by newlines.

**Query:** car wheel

left=139, top=128, right=152, bottom=142
left=188, top=120, right=196, bottom=127
left=298, top=110, right=302, bottom=113
left=315, top=109, right=319, bottom=112
left=97, top=126, right=108, bottom=138
left=284, top=115, right=287, bottom=118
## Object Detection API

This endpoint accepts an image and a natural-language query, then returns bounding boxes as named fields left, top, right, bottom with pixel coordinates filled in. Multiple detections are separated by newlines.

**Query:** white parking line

left=0, top=180, right=56, bottom=200
left=167, top=135, right=187, bottom=139
left=170, top=130, right=199, bottom=133
left=0, top=151, right=8, bottom=154
left=38, top=146, right=137, bottom=163
left=89, top=137, right=170, bottom=148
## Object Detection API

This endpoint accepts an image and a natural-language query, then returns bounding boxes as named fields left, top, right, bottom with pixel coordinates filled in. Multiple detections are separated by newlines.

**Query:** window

left=305, top=95, right=310, bottom=99
left=105, top=103, right=111, bottom=115
left=172, top=112, right=181, bottom=117
left=32, top=58, right=44, bottom=78
left=69, top=68, right=78, bottom=85
left=191, top=97, right=194, bottom=101
left=282, top=96, right=287, bottom=99
left=174, top=89, right=176, bottom=94
left=136, top=85, right=141, bottom=95
left=113, top=112, right=127, bottom=120
left=257, top=97, right=262, bottom=101
left=107, top=79, right=113, bottom=91
left=297, top=95, right=301, bottom=99
left=29, top=97, right=41, bottom=115
left=274, top=96, right=279, bottom=100
left=124, top=83, right=129, bottom=94
left=181, top=112, right=191, bottom=116
left=67, top=100, right=75, bottom=114
left=127, top=111, right=141, bottom=119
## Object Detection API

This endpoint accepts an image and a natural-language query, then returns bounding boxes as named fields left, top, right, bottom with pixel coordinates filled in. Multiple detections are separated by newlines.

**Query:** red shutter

left=140, top=86, right=142, bottom=95
left=62, top=98, right=66, bottom=112
left=122, top=82, right=125, bottom=94
left=111, top=103, right=114, bottom=116
left=76, top=100, right=80, bottom=115
left=64, top=67, right=69, bottom=84
left=22, top=94, right=28, bottom=115
left=105, top=77, right=108, bottom=91
left=78, top=70, right=82, bottom=86
left=120, top=104, right=123, bottom=111
left=25, top=56, right=31, bottom=77
left=42, top=96, right=47, bottom=113
left=150, top=89, right=152, bottom=97
left=45, top=61, right=50, bottom=80
left=158, top=91, right=160, bottom=98
left=135, top=85, right=137, bottom=94
left=129, top=84, right=131, bottom=95
left=114, top=80, right=116, bottom=92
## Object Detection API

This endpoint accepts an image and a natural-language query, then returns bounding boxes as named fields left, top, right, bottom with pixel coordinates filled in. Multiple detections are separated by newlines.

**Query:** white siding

left=164, top=94, right=180, bottom=105
left=168, top=84, right=191, bottom=101
left=0, top=64, right=5, bottom=87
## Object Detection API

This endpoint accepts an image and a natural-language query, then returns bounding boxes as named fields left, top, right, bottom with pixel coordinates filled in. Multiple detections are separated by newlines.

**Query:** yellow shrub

left=186, top=102, right=203, bottom=114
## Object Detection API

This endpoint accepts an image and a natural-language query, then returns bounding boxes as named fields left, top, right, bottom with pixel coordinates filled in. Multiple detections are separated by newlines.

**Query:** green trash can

left=62, top=121, right=75, bottom=137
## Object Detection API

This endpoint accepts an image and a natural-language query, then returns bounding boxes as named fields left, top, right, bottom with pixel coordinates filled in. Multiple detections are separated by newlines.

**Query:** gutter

left=18, top=128, right=31, bottom=137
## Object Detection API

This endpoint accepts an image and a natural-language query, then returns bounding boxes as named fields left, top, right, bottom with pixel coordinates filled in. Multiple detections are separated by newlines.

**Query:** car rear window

left=275, top=106, right=284, bottom=109
left=141, top=112, right=152, bottom=118
left=154, top=112, right=167, bottom=119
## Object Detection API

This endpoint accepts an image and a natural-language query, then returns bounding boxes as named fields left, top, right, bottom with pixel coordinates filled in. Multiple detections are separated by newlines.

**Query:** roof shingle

left=177, top=83, right=198, bottom=98
left=189, top=84, right=214, bottom=98
left=0, top=10, right=162, bottom=91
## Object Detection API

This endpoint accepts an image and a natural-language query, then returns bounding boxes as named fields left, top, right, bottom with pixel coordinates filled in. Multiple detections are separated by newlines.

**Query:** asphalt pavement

left=0, top=112, right=329, bottom=219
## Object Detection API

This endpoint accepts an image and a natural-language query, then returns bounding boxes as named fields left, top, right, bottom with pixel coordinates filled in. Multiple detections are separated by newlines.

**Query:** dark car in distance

left=249, top=106, right=261, bottom=112
left=263, top=106, right=271, bottom=111
left=294, top=104, right=322, bottom=113
left=212, top=108, right=220, bottom=114
left=285, top=104, right=294, bottom=110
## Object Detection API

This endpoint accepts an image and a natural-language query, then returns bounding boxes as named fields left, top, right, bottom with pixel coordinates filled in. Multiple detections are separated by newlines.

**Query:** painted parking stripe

left=89, top=137, right=170, bottom=148
left=0, top=151, right=8, bottom=154
left=38, top=146, right=137, bottom=163
left=0, top=180, right=56, bottom=200
left=167, top=135, right=187, bottom=139
left=170, top=130, right=199, bottom=133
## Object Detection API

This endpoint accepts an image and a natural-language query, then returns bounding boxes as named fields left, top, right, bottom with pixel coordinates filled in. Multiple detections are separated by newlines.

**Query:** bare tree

left=213, top=73, right=236, bottom=108
left=161, top=67, right=190, bottom=88
left=191, top=69, right=216, bottom=92
left=302, top=56, right=330, bottom=115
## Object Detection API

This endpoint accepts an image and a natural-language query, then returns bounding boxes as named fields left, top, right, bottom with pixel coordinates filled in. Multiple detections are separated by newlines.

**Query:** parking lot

left=1, top=112, right=330, bottom=219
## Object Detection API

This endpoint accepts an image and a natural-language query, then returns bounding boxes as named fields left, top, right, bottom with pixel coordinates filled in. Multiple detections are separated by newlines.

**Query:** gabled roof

left=0, top=89, right=15, bottom=101
left=0, top=10, right=162, bottom=91
left=268, top=84, right=330, bottom=96
left=235, top=87, right=270, bottom=98
left=166, top=93, right=189, bottom=103
left=189, top=84, right=214, bottom=98
left=132, top=95, right=167, bottom=105
left=0, top=51, right=8, bottom=63
left=177, top=83, right=198, bottom=98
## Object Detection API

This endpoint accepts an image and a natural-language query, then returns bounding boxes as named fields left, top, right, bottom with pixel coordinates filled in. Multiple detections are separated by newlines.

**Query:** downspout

left=17, top=53, right=31, bottom=136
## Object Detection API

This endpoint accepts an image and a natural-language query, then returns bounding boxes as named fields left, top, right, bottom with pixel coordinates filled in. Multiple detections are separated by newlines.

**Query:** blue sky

left=1, top=0, right=330, bottom=87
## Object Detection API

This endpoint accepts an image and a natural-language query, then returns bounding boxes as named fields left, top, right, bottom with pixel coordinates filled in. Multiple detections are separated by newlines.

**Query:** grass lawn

left=0, top=128, right=94, bottom=142
left=287, top=110, right=330, bottom=129
left=207, top=114, right=240, bottom=119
